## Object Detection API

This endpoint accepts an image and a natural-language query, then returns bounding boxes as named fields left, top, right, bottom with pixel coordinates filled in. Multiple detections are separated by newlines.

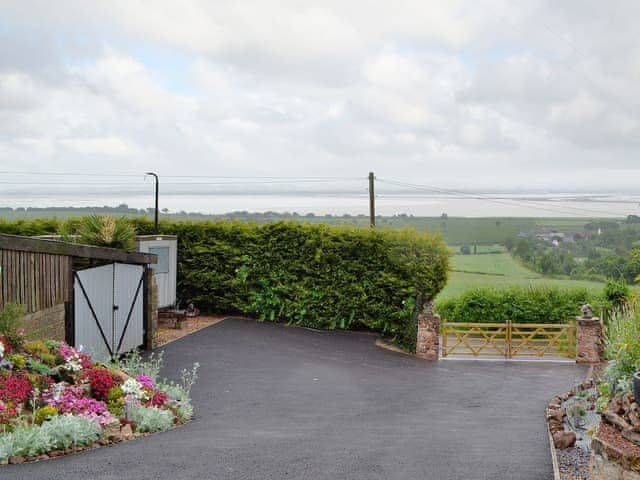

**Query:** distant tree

left=460, top=245, right=471, bottom=255
left=627, top=215, right=640, bottom=224
left=161, top=208, right=169, bottom=213
left=473, top=245, right=477, bottom=254
left=495, top=220, right=501, bottom=226
left=441, top=213, right=448, bottom=220
left=504, top=238, right=515, bottom=251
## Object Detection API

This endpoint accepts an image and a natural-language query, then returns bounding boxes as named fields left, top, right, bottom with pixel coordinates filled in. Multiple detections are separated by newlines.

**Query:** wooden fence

left=441, top=320, right=576, bottom=359
left=0, top=249, right=72, bottom=313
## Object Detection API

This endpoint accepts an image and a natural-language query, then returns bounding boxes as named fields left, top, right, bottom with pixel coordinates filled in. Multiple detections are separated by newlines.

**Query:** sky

left=1, top=0, right=640, bottom=211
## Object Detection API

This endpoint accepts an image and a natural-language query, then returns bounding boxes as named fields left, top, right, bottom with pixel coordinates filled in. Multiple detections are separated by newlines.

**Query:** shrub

left=84, top=368, right=116, bottom=401
left=604, top=306, right=640, bottom=394
left=604, top=278, right=630, bottom=308
left=128, top=405, right=174, bottom=433
left=435, top=286, right=597, bottom=324
left=0, top=373, right=33, bottom=406
left=23, top=340, right=49, bottom=357
left=0, top=303, right=25, bottom=349
left=34, top=405, right=58, bottom=425
left=72, top=214, right=137, bottom=251
left=40, top=414, right=100, bottom=450
left=25, top=358, right=54, bottom=376
left=106, top=386, right=125, bottom=417
left=111, top=350, right=164, bottom=382
left=166, top=221, right=449, bottom=350
left=0, top=414, right=102, bottom=460
left=6, top=353, right=25, bottom=369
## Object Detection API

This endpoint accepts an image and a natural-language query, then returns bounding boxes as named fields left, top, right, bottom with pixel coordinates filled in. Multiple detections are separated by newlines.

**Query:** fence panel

left=0, top=249, right=72, bottom=313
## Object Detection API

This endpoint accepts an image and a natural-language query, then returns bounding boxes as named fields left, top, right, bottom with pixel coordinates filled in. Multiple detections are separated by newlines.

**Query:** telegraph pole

left=368, top=171, right=375, bottom=227
left=145, top=172, right=159, bottom=233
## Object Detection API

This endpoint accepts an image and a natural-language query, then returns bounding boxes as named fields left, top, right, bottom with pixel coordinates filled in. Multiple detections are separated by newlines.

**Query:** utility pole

left=368, top=171, right=375, bottom=227
left=145, top=172, right=159, bottom=233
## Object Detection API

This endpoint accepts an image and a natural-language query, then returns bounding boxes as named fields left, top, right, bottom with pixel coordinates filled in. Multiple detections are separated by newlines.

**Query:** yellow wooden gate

left=441, top=320, right=576, bottom=359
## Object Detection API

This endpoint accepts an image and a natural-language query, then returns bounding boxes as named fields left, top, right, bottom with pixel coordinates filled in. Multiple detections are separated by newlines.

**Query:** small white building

left=136, top=235, right=177, bottom=309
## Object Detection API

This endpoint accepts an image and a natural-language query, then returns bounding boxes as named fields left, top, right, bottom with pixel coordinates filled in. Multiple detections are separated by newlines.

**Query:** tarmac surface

left=3, top=318, right=586, bottom=480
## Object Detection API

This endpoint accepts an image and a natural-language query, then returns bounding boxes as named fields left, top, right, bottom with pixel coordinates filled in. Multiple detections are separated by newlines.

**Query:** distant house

left=517, top=229, right=575, bottom=246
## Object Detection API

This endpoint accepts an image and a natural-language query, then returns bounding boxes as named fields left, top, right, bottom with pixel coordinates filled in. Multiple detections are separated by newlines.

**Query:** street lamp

left=145, top=172, right=159, bottom=233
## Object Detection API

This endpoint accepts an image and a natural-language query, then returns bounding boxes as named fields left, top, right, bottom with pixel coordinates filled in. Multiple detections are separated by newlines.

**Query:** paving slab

left=3, top=318, right=586, bottom=480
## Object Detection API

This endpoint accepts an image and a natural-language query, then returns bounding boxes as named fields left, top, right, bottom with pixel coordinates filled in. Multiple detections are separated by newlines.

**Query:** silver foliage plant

left=0, top=415, right=100, bottom=462
left=128, top=406, right=174, bottom=433
left=157, top=362, right=200, bottom=422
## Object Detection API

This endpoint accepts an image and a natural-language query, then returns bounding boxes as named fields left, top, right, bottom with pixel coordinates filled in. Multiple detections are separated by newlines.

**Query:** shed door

left=74, top=263, right=144, bottom=361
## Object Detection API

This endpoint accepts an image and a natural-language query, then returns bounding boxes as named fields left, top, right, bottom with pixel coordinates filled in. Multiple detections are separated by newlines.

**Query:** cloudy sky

left=1, top=0, right=640, bottom=208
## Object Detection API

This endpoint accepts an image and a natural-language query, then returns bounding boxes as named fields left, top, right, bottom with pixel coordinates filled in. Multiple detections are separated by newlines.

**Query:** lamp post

left=145, top=172, right=159, bottom=233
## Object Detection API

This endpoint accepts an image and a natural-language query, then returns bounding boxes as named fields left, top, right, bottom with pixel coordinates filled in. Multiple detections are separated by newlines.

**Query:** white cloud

left=0, top=0, right=639, bottom=195
left=57, top=136, right=135, bottom=156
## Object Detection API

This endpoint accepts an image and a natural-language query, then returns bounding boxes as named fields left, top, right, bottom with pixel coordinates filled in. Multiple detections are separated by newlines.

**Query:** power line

left=376, top=178, right=628, bottom=217
left=0, top=179, right=360, bottom=186
left=0, top=171, right=364, bottom=181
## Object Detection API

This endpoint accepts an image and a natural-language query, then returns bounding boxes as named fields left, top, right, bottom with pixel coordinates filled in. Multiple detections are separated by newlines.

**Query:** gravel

left=557, top=446, right=590, bottom=480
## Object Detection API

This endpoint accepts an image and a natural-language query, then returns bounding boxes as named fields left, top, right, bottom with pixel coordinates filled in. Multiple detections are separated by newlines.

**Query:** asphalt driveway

left=4, top=318, right=585, bottom=480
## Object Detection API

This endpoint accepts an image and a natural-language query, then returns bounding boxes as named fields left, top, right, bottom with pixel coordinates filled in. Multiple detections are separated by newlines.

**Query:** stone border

left=548, top=423, right=561, bottom=480
left=546, top=365, right=594, bottom=480
left=1, top=420, right=191, bottom=466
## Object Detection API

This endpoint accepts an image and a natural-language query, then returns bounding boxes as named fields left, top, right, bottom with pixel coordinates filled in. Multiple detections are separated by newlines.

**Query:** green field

left=439, top=252, right=611, bottom=299
left=0, top=209, right=606, bottom=245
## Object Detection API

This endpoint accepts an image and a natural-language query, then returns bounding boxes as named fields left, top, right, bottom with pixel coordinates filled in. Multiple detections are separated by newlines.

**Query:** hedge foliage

left=435, top=286, right=600, bottom=324
left=0, top=218, right=450, bottom=350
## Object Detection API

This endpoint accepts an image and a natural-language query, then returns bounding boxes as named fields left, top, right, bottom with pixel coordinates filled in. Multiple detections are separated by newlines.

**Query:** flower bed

left=0, top=306, right=199, bottom=465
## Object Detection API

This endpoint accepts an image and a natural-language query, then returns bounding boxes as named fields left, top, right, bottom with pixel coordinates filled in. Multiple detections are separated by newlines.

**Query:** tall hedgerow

left=435, top=286, right=600, bottom=324
left=0, top=218, right=450, bottom=350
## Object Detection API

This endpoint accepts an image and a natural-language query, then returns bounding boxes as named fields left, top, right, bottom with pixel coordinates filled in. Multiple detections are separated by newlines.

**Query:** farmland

left=0, top=208, right=626, bottom=301
left=0, top=208, right=602, bottom=245
left=438, top=252, right=613, bottom=299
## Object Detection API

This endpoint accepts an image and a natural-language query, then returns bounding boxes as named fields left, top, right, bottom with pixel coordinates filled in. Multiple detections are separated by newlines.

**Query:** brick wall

left=144, top=270, right=159, bottom=350
left=576, top=317, right=605, bottom=364
left=416, top=303, right=440, bottom=360
left=22, top=302, right=66, bottom=342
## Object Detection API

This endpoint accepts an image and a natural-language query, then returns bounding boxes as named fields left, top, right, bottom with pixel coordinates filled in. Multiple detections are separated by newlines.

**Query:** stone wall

left=22, top=302, right=66, bottom=342
left=591, top=432, right=640, bottom=480
left=416, top=303, right=440, bottom=360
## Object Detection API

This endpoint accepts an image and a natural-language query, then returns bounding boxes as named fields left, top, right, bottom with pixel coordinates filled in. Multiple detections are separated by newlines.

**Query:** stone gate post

left=576, top=304, right=604, bottom=364
left=416, top=301, right=440, bottom=360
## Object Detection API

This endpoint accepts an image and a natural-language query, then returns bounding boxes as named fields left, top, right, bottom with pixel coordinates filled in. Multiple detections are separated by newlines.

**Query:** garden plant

left=0, top=303, right=198, bottom=465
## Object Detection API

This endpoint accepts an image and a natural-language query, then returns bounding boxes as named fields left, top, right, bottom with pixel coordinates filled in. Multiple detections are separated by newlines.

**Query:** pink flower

left=17, top=328, right=25, bottom=337
left=135, top=374, right=154, bottom=389
left=43, top=383, right=112, bottom=426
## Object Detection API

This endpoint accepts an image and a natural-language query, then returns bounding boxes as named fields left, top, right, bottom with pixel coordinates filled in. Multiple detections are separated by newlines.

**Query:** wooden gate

left=441, top=320, right=576, bottom=359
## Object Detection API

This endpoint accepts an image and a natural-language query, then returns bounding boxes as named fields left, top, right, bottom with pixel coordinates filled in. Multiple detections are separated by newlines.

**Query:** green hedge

left=435, top=286, right=600, bottom=324
left=0, top=218, right=450, bottom=350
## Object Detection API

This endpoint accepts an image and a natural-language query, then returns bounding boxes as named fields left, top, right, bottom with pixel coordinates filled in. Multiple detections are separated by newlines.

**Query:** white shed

left=136, top=235, right=178, bottom=309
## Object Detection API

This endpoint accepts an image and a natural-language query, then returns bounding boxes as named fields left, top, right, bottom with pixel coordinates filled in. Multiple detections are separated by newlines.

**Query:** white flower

left=0, top=341, right=4, bottom=360
left=121, top=378, right=146, bottom=399
left=64, top=353, right=83, bottom=372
